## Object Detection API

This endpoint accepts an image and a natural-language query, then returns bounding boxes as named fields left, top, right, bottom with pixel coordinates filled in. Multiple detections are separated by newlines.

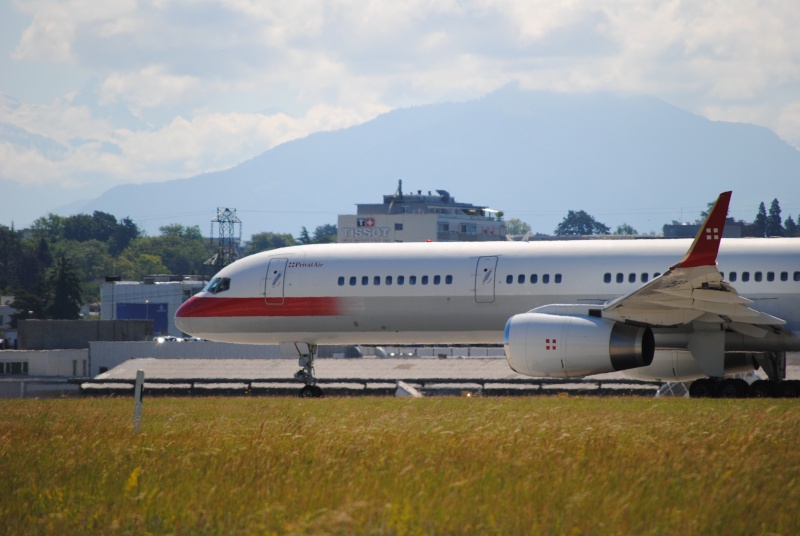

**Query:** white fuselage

left=175, top=238, right=800, bottom=350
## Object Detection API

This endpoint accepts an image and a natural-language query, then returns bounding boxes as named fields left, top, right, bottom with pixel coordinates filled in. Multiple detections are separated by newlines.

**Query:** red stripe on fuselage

left=176, top=295, right=341, bottom=318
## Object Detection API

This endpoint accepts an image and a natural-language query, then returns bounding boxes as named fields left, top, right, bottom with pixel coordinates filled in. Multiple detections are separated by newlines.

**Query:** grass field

left=1, top=396, right=799, bottom=535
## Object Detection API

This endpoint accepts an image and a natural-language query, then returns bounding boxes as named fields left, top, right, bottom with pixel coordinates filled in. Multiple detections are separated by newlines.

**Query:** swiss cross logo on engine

left=365, top=217, right=375, bottom=227
left=705, top=227, right=720, bottom=240
left=545, top=338, right=557, bottom=351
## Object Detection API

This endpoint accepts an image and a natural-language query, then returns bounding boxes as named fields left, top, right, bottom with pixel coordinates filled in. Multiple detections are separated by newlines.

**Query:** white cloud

left=3, top=0, right=800, bottom=199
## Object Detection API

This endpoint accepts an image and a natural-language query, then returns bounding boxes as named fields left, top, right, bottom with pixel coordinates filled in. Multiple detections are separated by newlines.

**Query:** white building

left=101, top=276, right=206, bottom=337
left=338, top=182, right=506, bottom=243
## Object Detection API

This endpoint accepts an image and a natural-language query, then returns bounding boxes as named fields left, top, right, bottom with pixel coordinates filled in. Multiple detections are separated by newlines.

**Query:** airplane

left=175, top=192, right=800, bottom=398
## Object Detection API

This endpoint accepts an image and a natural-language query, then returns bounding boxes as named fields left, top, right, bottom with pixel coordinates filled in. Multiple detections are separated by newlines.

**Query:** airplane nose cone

left=174, top=297, right=196, bottom=335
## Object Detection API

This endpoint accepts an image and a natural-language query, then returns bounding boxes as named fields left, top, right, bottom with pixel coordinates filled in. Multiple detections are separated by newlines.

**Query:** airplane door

left=475, top=256, right=498, bottom=303
left=265, top=258, right=288, bottom=305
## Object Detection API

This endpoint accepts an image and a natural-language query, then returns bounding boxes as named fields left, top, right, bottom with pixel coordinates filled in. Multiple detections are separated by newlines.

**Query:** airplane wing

left=601, top=191, right=786, bottom=332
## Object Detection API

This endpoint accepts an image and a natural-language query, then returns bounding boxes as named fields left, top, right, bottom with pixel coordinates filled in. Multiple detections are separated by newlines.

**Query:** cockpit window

left=204, top=277, right=231, bottom=294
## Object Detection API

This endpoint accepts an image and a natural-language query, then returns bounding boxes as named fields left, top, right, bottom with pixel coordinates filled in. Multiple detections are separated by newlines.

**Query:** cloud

left=0, top=93, right=388, bottom=188
left=3, top=0, right=800, bottom=201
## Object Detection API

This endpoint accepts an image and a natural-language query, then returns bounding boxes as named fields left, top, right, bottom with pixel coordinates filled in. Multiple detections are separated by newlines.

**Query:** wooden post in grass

left=133, top=370, right=144, bottom=433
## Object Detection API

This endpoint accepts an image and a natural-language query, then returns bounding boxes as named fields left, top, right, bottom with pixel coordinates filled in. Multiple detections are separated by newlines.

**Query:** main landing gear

left=688, top=377, right=800, bottom=398
left=688, top=351, right=799, bottom=398
left=291, top=343, right=324, bottom=398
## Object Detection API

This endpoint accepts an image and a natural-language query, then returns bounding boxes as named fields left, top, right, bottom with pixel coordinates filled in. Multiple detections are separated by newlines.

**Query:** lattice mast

left=206, top=207, right=242, bottom=269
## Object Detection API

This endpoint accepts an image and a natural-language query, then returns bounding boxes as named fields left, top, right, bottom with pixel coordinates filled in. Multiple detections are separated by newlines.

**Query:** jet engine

left=504, top=312, right=655, bottom=378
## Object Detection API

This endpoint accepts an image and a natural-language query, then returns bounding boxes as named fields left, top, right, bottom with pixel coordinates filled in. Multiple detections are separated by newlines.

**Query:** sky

left=2, top=0, right=800, bottom=230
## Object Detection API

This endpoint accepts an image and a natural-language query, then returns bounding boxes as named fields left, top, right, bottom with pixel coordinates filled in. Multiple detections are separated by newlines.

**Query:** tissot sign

left=339, top=216, right=391, bottom=241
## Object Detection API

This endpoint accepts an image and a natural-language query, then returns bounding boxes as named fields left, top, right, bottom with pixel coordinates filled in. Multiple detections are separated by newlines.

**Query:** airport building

left=100, top=275, right=206, bottom=337
left=338, top=182, right=506, bottom=243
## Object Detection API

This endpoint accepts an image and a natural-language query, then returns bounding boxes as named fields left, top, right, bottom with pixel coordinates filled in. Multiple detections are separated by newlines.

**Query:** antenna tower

left=206, top=207, right=242, bottom=269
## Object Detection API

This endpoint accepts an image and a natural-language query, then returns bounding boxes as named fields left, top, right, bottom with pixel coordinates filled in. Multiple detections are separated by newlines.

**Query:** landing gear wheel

left=718, top=378, right=749, bottom=398
left=749, top=380, right=775, bottom=398
left=689, top=378, right=718, bottom=398
left=777, top=380, right=800, bottom=398
left=299, top=385, right=324, bottom=398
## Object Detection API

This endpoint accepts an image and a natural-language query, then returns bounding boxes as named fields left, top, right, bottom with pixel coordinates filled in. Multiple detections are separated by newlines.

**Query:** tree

left=505, top=218, right=531, bottom=235
left=753, top=202, right=767, bottom=237
left=785, top=215, right=799, bottom=237
left=615, top=224, right=638, bottom=235
left=47, top=255, right=83, bottom=320
left=766, top=198, right=784, bottom=237
left=298, top=227, right=311, bottom=245
left=312, top=224, right=338, bottom=244
left=0, top=224, right=22, bottom=291
left=696, top=201, right=716, bottom=223
left=243, top=232, right=297, bottom=256
left=554, top=210, right=610, bottom=236
left=159, top=224, right=203, bottom=240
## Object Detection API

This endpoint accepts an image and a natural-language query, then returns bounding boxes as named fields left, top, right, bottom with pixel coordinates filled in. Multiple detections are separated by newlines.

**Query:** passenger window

left=349, top=276, right=357, bottom=286
left=653, top=272, right=661, bottom=278
left=517, top=274, right=525, bottom=284
left=729, top=272, right=737, bottom=282
left=641, top=273, right=649, bottom=283
left=616, top=273, right=623, bottom=284
left=742, top=272, right=750, bottom=282
left=755, top=272, right=762, bottom=282
left=604, top=273, right=611, bottom=283
left=542, top=274, right=550, bottom=284
left=338, top=276, right=345, bottom=286
left=506, top=275, right=513, bottom=284
left=386, top=276, right=393, bottom=285
left=720, top=272, right=725, bottom=280
left=362, top=276, right=368, bottom=286
left=398, top=275, right=405, bottom=285
left=374, top=276, right=381, bottom=286
left=445, top=275, right=453, bottom=284
left=628, top=273, right=636, bottom=283
left=794, top=272, right=800, bottom=282
left=422, top=275, right=429, bottom=285
left=780, top=272, right=788, bottom=282
left=410, top=276, right=417, bottom=285
left=555, top=274, right=562, bottom=284
left=531, top=274, right=538, bottom=284
left=767, top=272, right=774, bottom=282
left=434, top=275, right=441, bottom=285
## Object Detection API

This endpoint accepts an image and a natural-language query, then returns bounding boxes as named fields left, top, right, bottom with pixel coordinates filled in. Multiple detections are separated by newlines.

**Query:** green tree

left=298, top=227, right=311, bottom=245
left=766, top=198, right=784, bottom=237
left=47, top=255, right=82, bottom=320
left=0, top=224, right=23, bottom=291
left=8, top=290, right=47, bottom=328
left=505, top=218, right=532, bottom=235
left=554, top=210, right=610, bottom=236
left=312, top=224, right=338, bottom=244
left=615, top=224, right=638, bottom=235
left=159, top=224, right=203, bottom=240
left=785, top=215, right=799, bottom=237
left=753, top=202, right=767, bottom=237
left=243, top=232, right=297, bottom=256
left=31, top=214, right=66, bottom=242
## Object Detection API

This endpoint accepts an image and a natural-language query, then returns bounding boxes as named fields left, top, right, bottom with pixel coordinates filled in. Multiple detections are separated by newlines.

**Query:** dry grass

left=1, top=396, right=798, bottom=535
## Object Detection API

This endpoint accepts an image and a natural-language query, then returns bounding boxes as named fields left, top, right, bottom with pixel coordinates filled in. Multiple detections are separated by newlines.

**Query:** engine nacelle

left=504, top=313, right=655, bottom=378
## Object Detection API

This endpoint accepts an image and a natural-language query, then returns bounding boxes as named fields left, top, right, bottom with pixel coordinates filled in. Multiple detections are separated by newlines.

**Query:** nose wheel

left=290, top=343, right=325, bottom=397
left=299, top=384, right=324, bottom=398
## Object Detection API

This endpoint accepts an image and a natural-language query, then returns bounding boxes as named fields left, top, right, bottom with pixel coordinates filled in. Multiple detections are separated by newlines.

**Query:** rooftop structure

left=338, top=180, right=506, bottom=243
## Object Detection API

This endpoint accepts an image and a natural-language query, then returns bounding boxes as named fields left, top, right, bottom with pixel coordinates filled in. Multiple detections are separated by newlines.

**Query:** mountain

left=64, top=87, right=800, bottom=237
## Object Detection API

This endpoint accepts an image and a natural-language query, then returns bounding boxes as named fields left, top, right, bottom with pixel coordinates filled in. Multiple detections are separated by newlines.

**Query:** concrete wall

left=18, top=320, right=153, bottom=350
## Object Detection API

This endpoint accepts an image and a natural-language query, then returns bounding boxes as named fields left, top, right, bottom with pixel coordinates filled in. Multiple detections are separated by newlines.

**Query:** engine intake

left=504, top=313, right=655, bottom=378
